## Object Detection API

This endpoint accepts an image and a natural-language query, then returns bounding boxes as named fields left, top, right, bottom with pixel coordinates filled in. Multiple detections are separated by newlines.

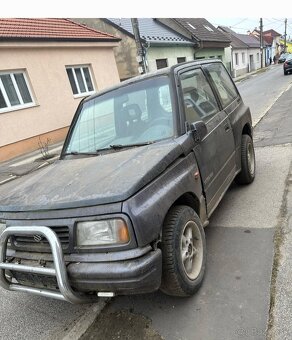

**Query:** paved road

left=236, top=64, right=292, bottom=125
left=82, top=72, right=292, bottom=339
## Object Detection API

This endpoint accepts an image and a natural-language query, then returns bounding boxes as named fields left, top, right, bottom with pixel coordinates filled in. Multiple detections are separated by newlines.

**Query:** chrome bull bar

left=0, top=226, right=96, bottom=304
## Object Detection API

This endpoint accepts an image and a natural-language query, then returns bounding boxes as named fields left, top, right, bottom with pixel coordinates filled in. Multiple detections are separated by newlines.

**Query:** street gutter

left=56, top=299, right=109, bottom=340
left=267, top=160, right=292, bottom=339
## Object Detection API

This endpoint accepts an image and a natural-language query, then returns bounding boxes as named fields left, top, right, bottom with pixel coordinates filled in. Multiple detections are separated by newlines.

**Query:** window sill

left=0, top=103, right=38, bottom=115
left=73, top=91, right=96, bottom=99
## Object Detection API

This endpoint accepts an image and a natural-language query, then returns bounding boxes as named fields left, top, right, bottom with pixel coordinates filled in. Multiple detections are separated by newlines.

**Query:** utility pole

left=284, top=18, right=287, bottom=53
left=260, top=18, right=264, bottom=68
left=131, top=18, right=147, bottom=74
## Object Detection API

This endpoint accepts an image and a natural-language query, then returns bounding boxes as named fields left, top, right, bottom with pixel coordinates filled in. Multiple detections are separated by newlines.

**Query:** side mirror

left=190, top=121, right=207, bottom=142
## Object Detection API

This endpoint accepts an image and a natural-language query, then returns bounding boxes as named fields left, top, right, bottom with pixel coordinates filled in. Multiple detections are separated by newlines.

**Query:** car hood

left=0, top=140, right=182, bottom=212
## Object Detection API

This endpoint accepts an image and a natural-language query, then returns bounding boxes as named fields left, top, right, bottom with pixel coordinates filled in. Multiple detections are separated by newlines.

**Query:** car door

left=202, top=61, right=244, bottom=173
left=178, top=66, right=236, bottom=216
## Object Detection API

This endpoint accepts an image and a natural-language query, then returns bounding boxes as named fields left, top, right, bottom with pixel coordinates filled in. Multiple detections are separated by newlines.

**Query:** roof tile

left=174, top=18, right=231, bottom=43
left=107, top=18, right=194, bottom=45
left=0, top=18, right=119, bottom=41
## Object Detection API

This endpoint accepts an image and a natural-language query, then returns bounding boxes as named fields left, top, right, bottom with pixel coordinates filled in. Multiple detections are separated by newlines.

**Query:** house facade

left=0, top=18, right=120, bottom=161
left=251, top=28, right=281, bottom=63
left=157, top=18, right=231, bottom=71
left=73, top=18, right=196, bottom=80
left=219, top=26, right=263, bottom=77
left=73, top=18, right=140, bottom=81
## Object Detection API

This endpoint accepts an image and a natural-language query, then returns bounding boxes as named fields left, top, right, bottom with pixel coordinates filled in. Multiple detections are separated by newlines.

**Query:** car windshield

left=65, top=76, right=174, bottom=154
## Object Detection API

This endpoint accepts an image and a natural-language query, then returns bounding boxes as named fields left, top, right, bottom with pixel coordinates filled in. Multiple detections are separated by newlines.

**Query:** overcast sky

left=208, top=17, right=292, bottom=39
left=1, top=1, right=292, bottom=40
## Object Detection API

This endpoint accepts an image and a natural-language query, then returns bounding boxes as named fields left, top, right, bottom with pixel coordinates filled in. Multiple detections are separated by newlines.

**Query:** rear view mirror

left=190, top=121, right=207, bottom=142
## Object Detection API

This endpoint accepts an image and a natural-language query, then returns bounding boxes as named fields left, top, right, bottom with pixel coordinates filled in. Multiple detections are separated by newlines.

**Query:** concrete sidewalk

left=0, top=141, right=63, bottom=185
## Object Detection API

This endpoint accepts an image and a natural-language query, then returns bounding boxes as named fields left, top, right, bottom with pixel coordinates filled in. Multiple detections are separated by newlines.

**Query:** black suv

left=0, top=60, right=255, bottom=303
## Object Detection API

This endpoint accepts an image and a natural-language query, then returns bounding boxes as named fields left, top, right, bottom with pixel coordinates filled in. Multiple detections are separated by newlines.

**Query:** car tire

left=235, top=134, right=256, bottom=185
left=160, top=205, right=206, bottom=297
left=284, top=71, right=288, bottom=75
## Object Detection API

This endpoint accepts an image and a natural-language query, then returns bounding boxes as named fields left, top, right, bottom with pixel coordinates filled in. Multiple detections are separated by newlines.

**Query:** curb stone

left=56, top=299, right=109, bottom=340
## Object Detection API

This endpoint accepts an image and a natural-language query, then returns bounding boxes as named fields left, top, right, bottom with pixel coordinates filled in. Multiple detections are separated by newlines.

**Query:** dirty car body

left=0, top=60, right=255, bottom=303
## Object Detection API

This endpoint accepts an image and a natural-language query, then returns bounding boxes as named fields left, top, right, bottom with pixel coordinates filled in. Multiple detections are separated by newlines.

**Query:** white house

left=218, top=26, right=263, bottom=77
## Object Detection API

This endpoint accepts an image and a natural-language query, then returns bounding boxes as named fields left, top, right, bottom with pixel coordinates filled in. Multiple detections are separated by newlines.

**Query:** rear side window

left=204, top=63, right=238, bottom=108
left=179, top=68, right=219, bottom=124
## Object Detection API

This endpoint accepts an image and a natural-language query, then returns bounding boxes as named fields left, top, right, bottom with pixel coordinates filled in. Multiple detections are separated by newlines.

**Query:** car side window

left=179, top=68, right=219, bottom=124
left=203, top=63, right=238, bottom=108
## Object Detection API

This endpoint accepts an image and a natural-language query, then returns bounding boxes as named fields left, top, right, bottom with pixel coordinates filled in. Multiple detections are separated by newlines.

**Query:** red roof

left=0, top=18, right=119, bottom=41
left=263, top=35, right=273, bottom=45
left=263, top=29, right=281, bottom=37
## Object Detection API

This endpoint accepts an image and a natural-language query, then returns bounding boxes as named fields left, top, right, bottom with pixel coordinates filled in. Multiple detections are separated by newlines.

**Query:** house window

left=235, top=53, right=239, bottom=65
left=0, top=70, right=34, bottom=113
left=257, top=53, right=260, bottom=62
left=177, top=57, right=186, bottom=64
left=66, top=65, right=95, bottom=96
left=156, top=59, right=168, bottom=70
left=242, top=53, right=245, bottom=64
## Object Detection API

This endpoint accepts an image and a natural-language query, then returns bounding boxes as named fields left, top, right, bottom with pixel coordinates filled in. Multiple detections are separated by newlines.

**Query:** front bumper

left=0, top=226, right=162, bottom=303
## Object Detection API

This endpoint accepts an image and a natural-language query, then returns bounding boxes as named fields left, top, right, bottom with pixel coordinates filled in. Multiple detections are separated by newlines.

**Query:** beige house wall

left=73, top=19, right=139, bottom=80
left=0, top=41, right=120, bottom=161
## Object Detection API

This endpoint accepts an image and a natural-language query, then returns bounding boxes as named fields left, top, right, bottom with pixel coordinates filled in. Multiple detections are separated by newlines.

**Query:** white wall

left=248, top=48, right=262, bottom=71
left=146, top=45, right=194, bottom=72
left=232, top=47, right=262, bottom=76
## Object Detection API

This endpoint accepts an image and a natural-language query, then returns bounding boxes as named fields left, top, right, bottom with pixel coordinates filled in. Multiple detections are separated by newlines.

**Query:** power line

left=232, top=18, right=249, bottom=27
left=271, top=18, right=286, bottom=23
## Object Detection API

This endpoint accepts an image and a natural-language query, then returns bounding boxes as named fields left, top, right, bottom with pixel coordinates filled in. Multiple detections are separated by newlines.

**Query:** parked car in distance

left=0, top=59, right=256, bottom=303
left=279, top=53, right=291, bottom=63
left=283, top=54, right=292, bottom=75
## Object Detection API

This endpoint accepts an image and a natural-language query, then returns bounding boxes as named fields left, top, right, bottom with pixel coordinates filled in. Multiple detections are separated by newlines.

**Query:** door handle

left=224, top=123, right=230, bottom=132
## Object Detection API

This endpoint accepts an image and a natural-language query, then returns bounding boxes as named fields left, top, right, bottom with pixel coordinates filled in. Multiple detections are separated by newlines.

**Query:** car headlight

left=0, top=221, right=6, bottom=236
left=76, top=219, right=130, bottom=247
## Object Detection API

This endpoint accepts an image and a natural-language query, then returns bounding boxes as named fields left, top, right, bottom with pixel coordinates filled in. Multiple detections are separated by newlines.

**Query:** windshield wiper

left=63, top=151, right=100, bottom=156
left=109, top=141, right=155, bottom=149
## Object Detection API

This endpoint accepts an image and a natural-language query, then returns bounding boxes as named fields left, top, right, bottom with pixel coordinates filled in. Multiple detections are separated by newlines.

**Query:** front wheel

left=160, top=205, right=206, bottom=297
left=235, top=134, right=256, bottom=185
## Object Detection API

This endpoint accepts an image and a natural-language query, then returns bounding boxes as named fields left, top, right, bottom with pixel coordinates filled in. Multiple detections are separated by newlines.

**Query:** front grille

left=12, top=226, right=69, bottom=252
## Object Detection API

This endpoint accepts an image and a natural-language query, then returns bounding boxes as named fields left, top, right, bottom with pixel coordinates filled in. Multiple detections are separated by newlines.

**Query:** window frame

left=203, top=62, right=239, bottom=110
left=178, top=66, right=220, bottom=126
left=0, top=70, right=35, bottom=114
left=66, top=65, right=95, bottom=98
left=177, top=57, right=186, bottom=64
left=156, top=59, right=168, bottom=70
left=235, top=53, right=239, bottom=66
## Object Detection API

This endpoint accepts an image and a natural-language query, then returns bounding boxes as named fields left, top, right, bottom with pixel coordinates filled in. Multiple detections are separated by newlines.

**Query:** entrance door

left=249, top=54, right=254, bottom=71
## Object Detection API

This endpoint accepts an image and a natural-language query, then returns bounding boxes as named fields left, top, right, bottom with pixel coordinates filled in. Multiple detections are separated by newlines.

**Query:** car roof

left=83, top=58, right=222, bottom=103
